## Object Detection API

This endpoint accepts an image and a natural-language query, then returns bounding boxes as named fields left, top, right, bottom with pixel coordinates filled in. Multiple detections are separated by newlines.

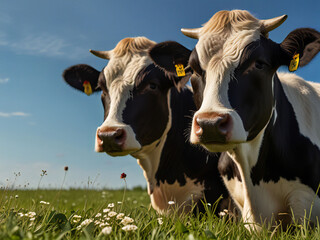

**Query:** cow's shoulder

left=278, top=72, right=320, bottom=147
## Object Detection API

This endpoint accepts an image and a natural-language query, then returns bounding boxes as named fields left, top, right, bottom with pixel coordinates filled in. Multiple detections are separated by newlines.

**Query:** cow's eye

left=149, top=83, right=157, bottom=90
left=255, top=60, right=265, bottom=70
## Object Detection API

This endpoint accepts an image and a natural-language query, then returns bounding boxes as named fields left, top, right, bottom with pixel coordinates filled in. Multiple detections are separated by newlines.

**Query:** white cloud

left=0, top=30, right=86, bottom=59
left=11, top=34, right=69, bottom=57
left=0, top=112, right=30, bottom=117
left=0, top=78, right=9, bottom=84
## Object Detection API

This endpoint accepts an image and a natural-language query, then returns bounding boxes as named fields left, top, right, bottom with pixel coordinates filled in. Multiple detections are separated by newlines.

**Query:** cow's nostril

left=195, top=118, right=203, bottom=136
left=218, top=115, right=231, bottom=135
left=114, top=129, right=125, bottom=145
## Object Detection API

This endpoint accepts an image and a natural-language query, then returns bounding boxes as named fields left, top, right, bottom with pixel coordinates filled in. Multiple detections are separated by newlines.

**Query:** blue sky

left=0, top=0, right=319, bottom=189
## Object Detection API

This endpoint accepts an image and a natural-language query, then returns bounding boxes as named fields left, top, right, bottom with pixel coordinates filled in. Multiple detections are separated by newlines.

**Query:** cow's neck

left=133, top=87, right=223, bottom=212
left=132, top=90, right=172, bottom=195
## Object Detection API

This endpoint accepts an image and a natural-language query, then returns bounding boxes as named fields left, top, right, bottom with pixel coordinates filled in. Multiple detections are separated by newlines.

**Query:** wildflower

left=116, top=213, right=125, bottom=220
left=108, top=203, right=114, bottom=208
left=77, top=219, right=93, bottom=229
left=26, top=212, right=36, bottom=218
left=30, top=217, right=35, bottom=221
left=103, top=208, right=110, bottom=213
left=94, top=220, right=101, bottom=225
left=207, top=203, right=212, bottom=206
left=168, top=200, right=175, bottom=205
left=95, top=213, right=102, bottom=218
left=117, top=201, right=122, bottom=204
left=108, top=211, right=117, bottom=217
left=17, top=213, right=24, bottom=217
left=15, top=195, right=19, bottom=198
left=72, top=215, right=82, bottom=223
left=218, top=209, right=229, bottom=217
left=40, top=201, right=50, bottom=205
left=120, top=216, right=134, bottom=225
left=157, top=217, right=163, bottom=225
left=99, top=222, right=110, bottom=228
left=120, top=173, right=127, bottom=179
left=122, top=224, right=138, bottom=231
left=133, top=200, right=137, bottom=204
left=101, top=226, right=112, bottom=235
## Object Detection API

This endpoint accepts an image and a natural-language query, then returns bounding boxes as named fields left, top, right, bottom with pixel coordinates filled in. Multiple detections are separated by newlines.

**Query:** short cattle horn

left=181, top=27, right=202, bottom=39
left=260, top=15, right=287, bottom=34
left=89, top=49, right=111, bottom=60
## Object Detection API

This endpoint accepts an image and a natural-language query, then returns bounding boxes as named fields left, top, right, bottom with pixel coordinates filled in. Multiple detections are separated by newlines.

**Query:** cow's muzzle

left=192, top=112, right=233, bottom=144
left=96, top=127, right=126, bottom=153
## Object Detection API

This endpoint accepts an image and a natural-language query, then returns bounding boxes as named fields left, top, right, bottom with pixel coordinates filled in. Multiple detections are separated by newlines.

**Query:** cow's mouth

left=200, top=141, right=237, bottom=153
left=105, top=148, right=141, bottom=157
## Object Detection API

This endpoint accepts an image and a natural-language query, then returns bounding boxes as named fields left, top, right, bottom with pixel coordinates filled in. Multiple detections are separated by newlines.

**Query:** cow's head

left=151, top=10, right=320, bottom=152
left=63, top=37, right=189, bottom=157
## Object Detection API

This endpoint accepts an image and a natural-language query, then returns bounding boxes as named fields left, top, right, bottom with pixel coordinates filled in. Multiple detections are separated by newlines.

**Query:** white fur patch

left=150, top=177, right=204, bottom=214
left=278, top=72, right=320, bottom=149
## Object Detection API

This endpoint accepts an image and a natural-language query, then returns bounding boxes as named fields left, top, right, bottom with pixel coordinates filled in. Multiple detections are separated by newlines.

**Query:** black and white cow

left=62, top=37, right=235, bottom=214
left=149, top=10, right=320, bottom=228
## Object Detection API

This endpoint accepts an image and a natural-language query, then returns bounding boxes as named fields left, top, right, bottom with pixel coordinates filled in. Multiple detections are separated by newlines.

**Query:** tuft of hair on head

left=200, top=10, right=260, bottom=36
left=113, top=37, right=156, bottom=57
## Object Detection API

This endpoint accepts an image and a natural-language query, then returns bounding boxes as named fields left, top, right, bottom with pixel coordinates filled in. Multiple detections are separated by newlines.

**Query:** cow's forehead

left=103, top=52, right=152, bottom=91
left=195, top=29, right=261, bottom=73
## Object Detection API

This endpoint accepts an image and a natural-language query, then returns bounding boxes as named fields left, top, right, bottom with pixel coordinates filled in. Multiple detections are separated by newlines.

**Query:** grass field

left=1, top=187, right=320, bottom=239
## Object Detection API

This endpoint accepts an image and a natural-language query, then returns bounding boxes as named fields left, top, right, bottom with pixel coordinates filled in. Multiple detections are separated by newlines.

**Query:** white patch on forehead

left=102, top=52, right=152, bottom=125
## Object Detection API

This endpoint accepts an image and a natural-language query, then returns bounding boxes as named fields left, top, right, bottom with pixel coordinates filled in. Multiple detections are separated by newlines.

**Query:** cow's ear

left=62, top=64, right=101, bottom=95
left=149, top=41, right=192, bottom=76
left=280, top=28, right=320, bottom=68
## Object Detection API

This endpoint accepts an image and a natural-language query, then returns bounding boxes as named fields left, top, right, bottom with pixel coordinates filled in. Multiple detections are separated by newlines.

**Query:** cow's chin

left=106, top=148, right=141, bottom=157
left=201, top=143, right=237, bottom=153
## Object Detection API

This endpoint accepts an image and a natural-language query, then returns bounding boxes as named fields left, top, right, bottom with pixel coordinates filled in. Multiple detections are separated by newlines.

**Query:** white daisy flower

left=120, top=216, right=134, bottom=225
left=99, top=222, right=110, bottom=228
left=95, top=213, right=102, bottom=218
left=122, top=224, right=138, bottom=231
left=101, top=226, right=112, bottom=235
left=40, top=201, right=50, bottom=205
left=168, top=201, right=175, bottom=205
left=157, top=217, right=163, bottom=225
left=108, top=211, right=117, bottom=217
left=116, top=213, right=125, bottom=220
left=103, top=208, right=110, bottom=213
left=107, top=203, right=114, bottom=208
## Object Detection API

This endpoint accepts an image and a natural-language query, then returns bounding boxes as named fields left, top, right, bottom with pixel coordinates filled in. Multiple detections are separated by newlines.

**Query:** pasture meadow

left=0, top=170, right=320, bottom=239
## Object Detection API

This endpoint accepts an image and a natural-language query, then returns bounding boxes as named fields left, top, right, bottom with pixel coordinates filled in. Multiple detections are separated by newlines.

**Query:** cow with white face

left=150, top=10, right=320, bottom=228
left=63, top=37, right=237, bottom=214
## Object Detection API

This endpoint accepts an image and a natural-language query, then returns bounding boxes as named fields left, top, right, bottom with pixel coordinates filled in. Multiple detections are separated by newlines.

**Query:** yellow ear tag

left=175, top=64, right=186, bottom=77
left=83, top=81, right=93, bottom=96
left=289, top=53, right=299, bottom=72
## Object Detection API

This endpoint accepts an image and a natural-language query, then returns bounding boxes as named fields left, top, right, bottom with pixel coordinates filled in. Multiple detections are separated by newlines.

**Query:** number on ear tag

left=289, top=53, right=299, bottom=72
left=175, top=64, right=186, bottom=77
left=83, top=81, right=93, bottom=96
